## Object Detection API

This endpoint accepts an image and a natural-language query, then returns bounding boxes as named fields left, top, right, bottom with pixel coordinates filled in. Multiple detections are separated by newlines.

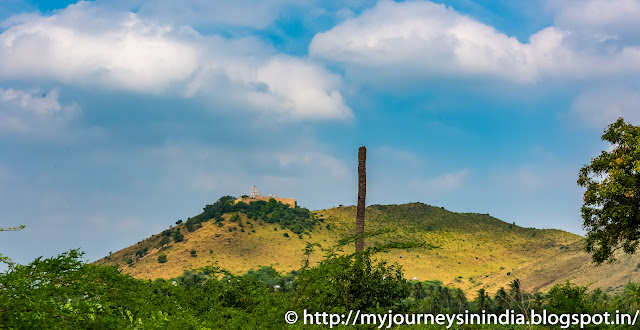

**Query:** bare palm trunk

left=356, top=146, right=366, bottom=252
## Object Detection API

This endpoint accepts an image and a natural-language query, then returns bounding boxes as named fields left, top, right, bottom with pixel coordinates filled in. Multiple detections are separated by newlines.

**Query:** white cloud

left=0, top=2, right=200, bottom=93
left=0, top=1, right=352, bottom=121
left=553, top=0, right=640, bottom=38
left=0, top=88, right=79, bottom=133
left=309, top=0, right=640, bottom=85
left=569, top=88, right=640, bottom=128
left=310, top=0, right=537, bottom=83
left=249, top=56, right=352, bottom=120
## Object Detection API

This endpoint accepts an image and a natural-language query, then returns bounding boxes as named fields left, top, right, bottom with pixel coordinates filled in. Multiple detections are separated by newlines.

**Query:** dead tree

left=356, top=146, right=366, bottom=252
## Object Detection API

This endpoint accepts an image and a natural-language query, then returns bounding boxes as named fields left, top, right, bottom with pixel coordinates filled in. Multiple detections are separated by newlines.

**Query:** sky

left=1, top=0, right=640, bottom=265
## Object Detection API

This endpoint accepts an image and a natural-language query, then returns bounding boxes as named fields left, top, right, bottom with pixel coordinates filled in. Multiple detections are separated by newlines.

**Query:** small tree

left=173, top=229, right=184, bottom=243
left=157, top=254, right=167, bottom=263
left=578, top=117, right=640, bottom=264
left=159, top=236, right=170, bottom=246
left=475, top=288, right=491, bottom=311
left=190, top=250, right=197, bottom=257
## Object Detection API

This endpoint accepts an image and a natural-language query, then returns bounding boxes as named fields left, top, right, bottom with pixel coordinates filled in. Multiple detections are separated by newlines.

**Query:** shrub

left=159, top=236, right=170, bottom=246
left=283, top=233, right=289, bottom=237
left=190, top=250, right=197, bottom=257
left=173, top=229, right=184, bottom=243
left=135, top=248, right=148, bottom=258
left=157, top=254, right=167, bottom=263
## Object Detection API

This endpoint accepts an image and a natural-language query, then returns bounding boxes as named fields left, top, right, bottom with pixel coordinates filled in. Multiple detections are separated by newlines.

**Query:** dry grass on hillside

left=96, top=204, right=640, bottom=296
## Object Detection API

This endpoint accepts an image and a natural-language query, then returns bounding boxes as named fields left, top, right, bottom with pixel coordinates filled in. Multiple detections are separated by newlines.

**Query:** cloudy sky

left=1, top=0, right=639, bottom=265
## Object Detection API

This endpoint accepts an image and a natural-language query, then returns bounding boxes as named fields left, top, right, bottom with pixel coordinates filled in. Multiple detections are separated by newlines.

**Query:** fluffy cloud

left=309, top=0, right=640, bottom=84
left=0, top=1, right=351, bottom=120
left=0, top=88, right=79, bottom=133
left=310, top=0, right=537, bottom=82
left=554, top=0, right=640, bottom=40
left=0, top=2, right=200, bottom=92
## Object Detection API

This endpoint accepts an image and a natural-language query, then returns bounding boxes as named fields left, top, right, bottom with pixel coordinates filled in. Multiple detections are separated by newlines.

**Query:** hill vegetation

left=5, top=241, right=640, bottom=328
left=95, top=197, right=640, bottom=297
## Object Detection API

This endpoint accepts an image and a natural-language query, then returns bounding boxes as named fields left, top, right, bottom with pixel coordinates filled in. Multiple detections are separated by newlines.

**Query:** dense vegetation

left=3, top=240, right=640, bottom=329
left=578, top=117, right=640, bottom=264
left=177, top=196, right=322, bottom=237
left=107, top=196, right=325, bottom=267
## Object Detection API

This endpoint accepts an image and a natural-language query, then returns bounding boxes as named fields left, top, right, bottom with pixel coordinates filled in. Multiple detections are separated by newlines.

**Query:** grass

left=95, top=203, right=640, bottom=297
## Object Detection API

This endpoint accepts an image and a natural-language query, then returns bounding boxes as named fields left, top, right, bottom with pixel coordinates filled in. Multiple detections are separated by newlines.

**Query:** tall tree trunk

left=356, top=146, right=366, bottom=252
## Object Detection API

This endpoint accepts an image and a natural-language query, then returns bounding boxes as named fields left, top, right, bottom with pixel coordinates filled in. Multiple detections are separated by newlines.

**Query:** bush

left=283, top=233, right=289, bottom=237
left=135, top=248, right=148, bottom=258
left=159, top=236, right=171, bottom=246
left=157, top=254, right=167, bottom=263
left=173, top=229, right=184, bottom=243
left=190, top=250, right=197, bottom=257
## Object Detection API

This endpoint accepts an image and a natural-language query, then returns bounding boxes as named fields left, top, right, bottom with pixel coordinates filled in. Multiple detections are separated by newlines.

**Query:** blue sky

left=1, top=0, right=640, bottom=265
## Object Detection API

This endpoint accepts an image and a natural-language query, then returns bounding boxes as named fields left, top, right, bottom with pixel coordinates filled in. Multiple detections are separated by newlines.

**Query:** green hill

left=95, top=199, right=640, bottom=296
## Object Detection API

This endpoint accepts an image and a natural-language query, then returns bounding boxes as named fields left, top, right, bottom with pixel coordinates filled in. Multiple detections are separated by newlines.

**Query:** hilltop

left=95, top=198, right=640, bottom=296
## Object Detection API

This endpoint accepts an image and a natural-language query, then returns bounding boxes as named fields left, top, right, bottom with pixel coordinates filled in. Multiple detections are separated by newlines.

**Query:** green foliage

left=545, top=281, right=589, bottom=314
left=190, top=250, right=197, bottom=257
left=4, top=240, right=640, bottom=328
left=157, top=254, right=167, bottom=263
left=185, top=218, right=197, bottom=232
left=159, top=236, right=170, bottom=246
left=0, top=224, right=25, bottom=232
left=172, top=228, right=184, bottom=243
left=0, top=250, right=152, bottom=329
left=293, top=238, right=423, bottom=313
left=578, top=117, right=640, bottom=264
left=135, top=247, right=148, bottom=258
left=175, top=219, right=182, bottom=225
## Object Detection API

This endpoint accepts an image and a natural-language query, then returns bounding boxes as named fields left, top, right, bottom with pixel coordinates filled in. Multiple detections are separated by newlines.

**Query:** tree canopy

left=578, top=117, right=640, bottom=264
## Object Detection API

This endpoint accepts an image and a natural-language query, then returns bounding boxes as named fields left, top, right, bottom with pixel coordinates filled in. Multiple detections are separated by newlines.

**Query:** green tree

left=158, top=254, right=167, bottom=263
left=475, top=288, right=491, bottom=311
left=173, top=228, right=184, bottom=242
left=159, top=236, right=171, bottom=246
left=578, top=117, right=640, bottom=264
left=545, top=281, right=589, bottom=314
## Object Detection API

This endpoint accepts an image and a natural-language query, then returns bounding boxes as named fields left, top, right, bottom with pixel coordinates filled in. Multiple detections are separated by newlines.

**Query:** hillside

left=95, top=200, right=640, bottom=296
